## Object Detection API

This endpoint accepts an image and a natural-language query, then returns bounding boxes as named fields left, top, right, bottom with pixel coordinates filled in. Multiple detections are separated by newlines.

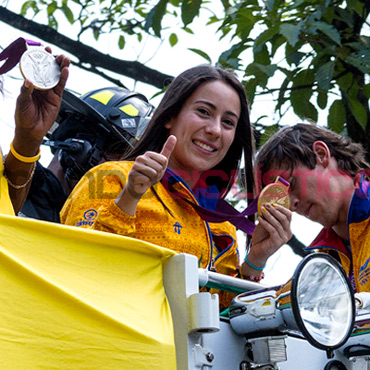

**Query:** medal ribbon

left=161, top=173, right=290, bottom=236
left=0, top=37, right=41, bottom=75
left=161, top=171, right=257, bottom=235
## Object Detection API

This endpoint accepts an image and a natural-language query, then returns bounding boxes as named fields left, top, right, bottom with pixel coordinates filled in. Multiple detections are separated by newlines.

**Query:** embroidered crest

left=76, top=209, right=97, bottom=227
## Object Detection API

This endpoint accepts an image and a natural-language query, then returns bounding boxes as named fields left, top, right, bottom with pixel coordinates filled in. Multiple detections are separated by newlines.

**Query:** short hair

left=256, top=123, right=369, bottom=186
left=125, top=64, right=255, bottom=199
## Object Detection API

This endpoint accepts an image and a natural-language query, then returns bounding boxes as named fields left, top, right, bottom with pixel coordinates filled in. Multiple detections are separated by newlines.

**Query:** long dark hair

left=125, top=65, right=255, bottom=200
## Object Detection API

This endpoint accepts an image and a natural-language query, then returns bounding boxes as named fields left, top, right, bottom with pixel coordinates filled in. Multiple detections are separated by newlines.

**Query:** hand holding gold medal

left=257, top=176, right=290, bottom=216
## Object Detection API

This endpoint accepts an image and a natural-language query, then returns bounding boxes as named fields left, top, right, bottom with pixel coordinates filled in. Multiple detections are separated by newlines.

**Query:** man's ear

left=312, top=141, right=330, bottom=167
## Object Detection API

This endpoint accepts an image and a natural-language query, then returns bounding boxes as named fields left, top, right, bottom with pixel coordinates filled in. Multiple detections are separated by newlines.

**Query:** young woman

left=61, top=65, right=291, bottom=308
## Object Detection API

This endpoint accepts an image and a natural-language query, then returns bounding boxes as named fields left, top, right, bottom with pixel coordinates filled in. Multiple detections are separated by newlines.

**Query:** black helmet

left=44, top=86, right=154, bottom=186
left=48, top=86, right=154, bottom=145
left=80, top=86, right=154, bottom=140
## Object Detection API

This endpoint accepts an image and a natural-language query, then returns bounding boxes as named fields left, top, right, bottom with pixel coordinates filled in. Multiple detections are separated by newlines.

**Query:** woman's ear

left=164, top=119, right=172, bottom=129
left=312, top=141, right=330, bottom=167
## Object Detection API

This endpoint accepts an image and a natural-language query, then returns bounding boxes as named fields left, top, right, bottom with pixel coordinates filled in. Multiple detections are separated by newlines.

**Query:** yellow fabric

left=61, top=161, right=241, bottom=310
left=61, top=161, right=240, bottom=273
left=0, top=149, right=15, bottom=215
left=347, top=218, right=370, bottom=291
left=0, top=214, right=177, bottom=369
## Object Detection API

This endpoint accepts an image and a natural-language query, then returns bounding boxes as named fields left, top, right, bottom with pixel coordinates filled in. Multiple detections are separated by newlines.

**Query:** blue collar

left=164, top=168, right=219, bottom=211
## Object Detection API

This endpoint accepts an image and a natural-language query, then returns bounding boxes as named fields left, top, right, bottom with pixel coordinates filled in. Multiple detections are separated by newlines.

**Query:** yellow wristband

left=10, top=141, right=41, bottom=163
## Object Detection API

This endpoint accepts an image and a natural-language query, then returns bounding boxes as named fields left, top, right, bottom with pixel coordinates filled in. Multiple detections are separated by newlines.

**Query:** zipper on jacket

left=209, top=258, right=216, bottom=271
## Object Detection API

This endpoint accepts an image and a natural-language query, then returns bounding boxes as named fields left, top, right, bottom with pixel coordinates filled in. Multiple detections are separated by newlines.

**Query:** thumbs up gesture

left=115, top=135, right=177, bottom=215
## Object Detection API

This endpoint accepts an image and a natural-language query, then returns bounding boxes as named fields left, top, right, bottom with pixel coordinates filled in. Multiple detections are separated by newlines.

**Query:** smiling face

left=165, top=80, right=240, bottom=186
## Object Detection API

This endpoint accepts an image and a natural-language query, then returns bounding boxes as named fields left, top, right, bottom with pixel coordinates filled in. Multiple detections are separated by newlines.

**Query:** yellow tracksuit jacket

left=61, top=161, right=242, bottom=309
left=307, top=178, right=370, bottom=293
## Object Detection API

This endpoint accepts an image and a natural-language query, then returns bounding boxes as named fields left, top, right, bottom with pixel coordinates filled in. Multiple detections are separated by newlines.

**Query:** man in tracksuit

left=255, top=123, right=370, bottom=294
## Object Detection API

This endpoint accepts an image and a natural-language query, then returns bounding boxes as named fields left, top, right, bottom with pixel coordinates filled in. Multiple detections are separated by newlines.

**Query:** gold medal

left=19, top=47, right=61, bottom=90
left=257, top=177, right=290, bottom=216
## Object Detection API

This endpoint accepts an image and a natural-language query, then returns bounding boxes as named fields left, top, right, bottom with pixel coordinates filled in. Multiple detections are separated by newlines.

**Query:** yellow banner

left=0, top=214, right=177, bottom=369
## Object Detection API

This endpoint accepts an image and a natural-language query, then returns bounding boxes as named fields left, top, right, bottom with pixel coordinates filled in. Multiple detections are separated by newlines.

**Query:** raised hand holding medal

left=257, top=176, right=290, bottom=216
left=19, top=46, right=61, bottom=90
left=0, top=37, right=69, bottom=212
left=0, top=37, right=70, bottom=150
left=0, top=37, right=63, bottom=91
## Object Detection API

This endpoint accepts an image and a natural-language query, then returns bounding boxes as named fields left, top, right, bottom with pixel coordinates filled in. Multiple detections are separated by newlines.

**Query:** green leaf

left=169, top=33, right=178, bottom=47
left=285, top=42, right=305, bottom=66
left=279, top=23, right=301, bottom=47
left=219, top=42, right=248, bottom=62
left=144, top=0, right=169, bottom=37
left=347, top=0, right=366, bottom=17
left=93, top=28, right=100, bottom=41
left=151, top=87, right=167, bottom=100
left=20, top=1, right=37, bottom=16
left=245, top=63, right=271, bottom=87
left=347, top=96, right=368, bottom=131
left=219, top=58, right=241, bottom=69
left=234, top=8, right=257, bottom=40
left=61, top=3, right=74, bottom=24
left=270, top=34, right=287, bottom=58
left=346, top=50, right=370, bottom=74
left=255, top=63, right=277, bottom=77
left=291, top=97, right=318, bottom=122
left=315, top=61, right=334, bottom=90
left=310, top=21, right=341, bottom=45
left=259, top=124, right=280, bottom=147
left=188, top=48, right=211, bottom=63
left=47, top=1, right=57, bottom=16
left=243, top=78, right=257, bottom=106
left=334, top=8, right=353, bottom=28
left=291, top=70, right=317, bottom=121
left=207, top=15, right=220, bottom=26
left=253, top=25, right=279, bottom=53
left=183, top=27, right=194, bottom=34
left=118, top=35, right=125, bottom=49
left=254, top=44, right=270, bottom=66
left=327, top=100, right=346, bottom=133
left=337, top=71, right=354, bottom=92
left=276, top=76, right=290, bottom=112
left=363, top=84, right=370, bottom=99
left=181, top=0, right=202, bottom=27
left=317, top=89, right=328, bottom=110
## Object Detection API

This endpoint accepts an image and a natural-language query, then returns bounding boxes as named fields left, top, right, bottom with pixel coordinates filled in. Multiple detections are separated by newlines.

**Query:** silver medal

left=19, top=47, right=61, bottom=90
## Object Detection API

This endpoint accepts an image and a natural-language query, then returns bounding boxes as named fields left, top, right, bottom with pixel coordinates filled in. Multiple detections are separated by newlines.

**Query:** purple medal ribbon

left=354, top=171, right=370, bottom=199
left=161, top=172, right=257, bottom=236
left=0, top=37, right=41, bottom=75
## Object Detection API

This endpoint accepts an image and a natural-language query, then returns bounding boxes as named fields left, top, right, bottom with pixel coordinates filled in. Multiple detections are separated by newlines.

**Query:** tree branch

left=0, top=6, right=173, bottom=89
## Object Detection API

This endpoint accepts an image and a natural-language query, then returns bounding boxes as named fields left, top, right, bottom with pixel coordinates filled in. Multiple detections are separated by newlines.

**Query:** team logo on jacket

left=76, top=209, right=97, bottom=227
left=173, top=222, right=183, bottom=235
left=359, top=257, right=370, bottom=286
